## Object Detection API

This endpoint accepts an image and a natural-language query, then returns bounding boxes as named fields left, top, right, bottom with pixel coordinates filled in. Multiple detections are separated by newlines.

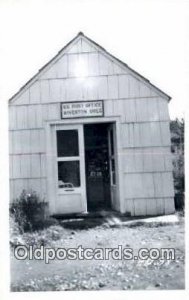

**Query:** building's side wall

left=119, top=98, right=174, bottom=215
left=9, top=37, right=175, bottom=215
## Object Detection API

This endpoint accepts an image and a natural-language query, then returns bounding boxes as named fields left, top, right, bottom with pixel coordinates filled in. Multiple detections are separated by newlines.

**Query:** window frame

left=56, top=128, right=81, bottom=190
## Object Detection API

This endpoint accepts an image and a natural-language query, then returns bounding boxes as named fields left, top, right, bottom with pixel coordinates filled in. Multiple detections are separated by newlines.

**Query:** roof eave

left=9, top=31, right=172, bottom=103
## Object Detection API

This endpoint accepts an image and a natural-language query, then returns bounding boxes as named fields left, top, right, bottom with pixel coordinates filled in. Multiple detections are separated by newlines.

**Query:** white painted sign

left=61, top=101, right=104, bottom=119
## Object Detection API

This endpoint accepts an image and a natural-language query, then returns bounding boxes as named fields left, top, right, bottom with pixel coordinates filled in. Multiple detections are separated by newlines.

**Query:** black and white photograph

left=0, top=0, right=188, bottom=298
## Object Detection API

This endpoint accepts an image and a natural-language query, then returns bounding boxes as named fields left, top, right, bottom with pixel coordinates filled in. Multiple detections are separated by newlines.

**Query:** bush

left=170, top=119, right=184, bottom=211
left=10, top=190, right=48, bottom=232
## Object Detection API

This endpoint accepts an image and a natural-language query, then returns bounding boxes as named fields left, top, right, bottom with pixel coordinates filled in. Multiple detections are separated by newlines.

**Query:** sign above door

left=61, top=101, right=104, bottom=119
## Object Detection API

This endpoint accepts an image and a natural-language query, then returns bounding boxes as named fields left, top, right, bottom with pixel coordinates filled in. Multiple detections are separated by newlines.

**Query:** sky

left=0, top=0, right=188, bottom=119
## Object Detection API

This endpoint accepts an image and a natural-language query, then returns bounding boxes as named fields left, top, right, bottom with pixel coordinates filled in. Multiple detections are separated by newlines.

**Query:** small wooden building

left=9, top=32, right=175, bottom=216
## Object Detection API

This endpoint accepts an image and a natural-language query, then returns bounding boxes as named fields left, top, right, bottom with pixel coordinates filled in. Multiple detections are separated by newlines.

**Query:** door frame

left=45, top=116, right=124, bottom=215
left=107, top=123, right=118, bottom=210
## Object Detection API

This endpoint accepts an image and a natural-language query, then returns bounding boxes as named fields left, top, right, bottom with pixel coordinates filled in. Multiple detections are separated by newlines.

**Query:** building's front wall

left=9, top=36, right=175, bottom=215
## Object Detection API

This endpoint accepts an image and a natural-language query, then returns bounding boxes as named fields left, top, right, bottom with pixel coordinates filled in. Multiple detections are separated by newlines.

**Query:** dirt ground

left=10, top=214, right=185, bottom=291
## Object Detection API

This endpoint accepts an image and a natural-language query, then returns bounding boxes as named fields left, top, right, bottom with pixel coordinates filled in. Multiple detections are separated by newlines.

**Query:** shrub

left=10, top=190, right=48, bottom=232
left=170, top=119, right=185, bottom=211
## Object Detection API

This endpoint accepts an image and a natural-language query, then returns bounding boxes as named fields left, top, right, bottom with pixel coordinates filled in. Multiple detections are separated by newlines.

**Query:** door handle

left=64, top=189, right=74, bottom=192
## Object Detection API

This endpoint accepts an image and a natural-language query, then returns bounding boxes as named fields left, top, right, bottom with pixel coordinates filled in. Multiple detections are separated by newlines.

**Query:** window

left=58, top=161, right=80, bottom=187
left=57, top=130, right=79, bottom=157
left=109, top=128, right=116, bottom=185
left=56, top=129, right=80, bottom=188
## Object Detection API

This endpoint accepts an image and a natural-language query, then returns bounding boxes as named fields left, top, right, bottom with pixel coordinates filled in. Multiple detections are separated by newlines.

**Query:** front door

left=53, top=124, right=87, bottom=214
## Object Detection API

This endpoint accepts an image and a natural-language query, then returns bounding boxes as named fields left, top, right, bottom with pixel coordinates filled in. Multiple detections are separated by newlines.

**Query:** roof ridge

left=9, top=32, right=171, bottom=102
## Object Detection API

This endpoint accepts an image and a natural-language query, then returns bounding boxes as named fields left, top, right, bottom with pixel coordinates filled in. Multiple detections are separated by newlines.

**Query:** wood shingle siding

left=9, top=32, right=174, bottom=216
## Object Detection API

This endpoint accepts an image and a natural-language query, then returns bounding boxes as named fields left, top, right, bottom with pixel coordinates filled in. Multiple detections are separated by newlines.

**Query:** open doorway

left=84, top=123, right=115, bottom=212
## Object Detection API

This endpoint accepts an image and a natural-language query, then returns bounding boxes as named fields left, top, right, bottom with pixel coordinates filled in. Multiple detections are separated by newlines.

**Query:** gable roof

left=9, top=32, right=171, bottom=102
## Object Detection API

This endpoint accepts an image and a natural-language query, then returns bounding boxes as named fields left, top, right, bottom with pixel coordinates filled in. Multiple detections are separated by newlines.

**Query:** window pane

left=58, top=161, right=80, bottom=188
left=111, top=158, right=116, bottom=185
left=111, top=158, right=115, bottom=172
left=112, top=172, right=116, bottom=185
left=110, top=129, right=114, bottom=155
left=57, top=130, right=79, bottom=157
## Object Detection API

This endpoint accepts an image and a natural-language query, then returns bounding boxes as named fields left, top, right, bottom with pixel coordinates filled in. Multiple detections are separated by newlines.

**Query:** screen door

left=53, top=124, right=87, bottom=214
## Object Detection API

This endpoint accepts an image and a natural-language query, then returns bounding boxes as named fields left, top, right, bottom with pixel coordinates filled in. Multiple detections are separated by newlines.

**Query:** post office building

left=9, top=32, right=175, bottom=216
